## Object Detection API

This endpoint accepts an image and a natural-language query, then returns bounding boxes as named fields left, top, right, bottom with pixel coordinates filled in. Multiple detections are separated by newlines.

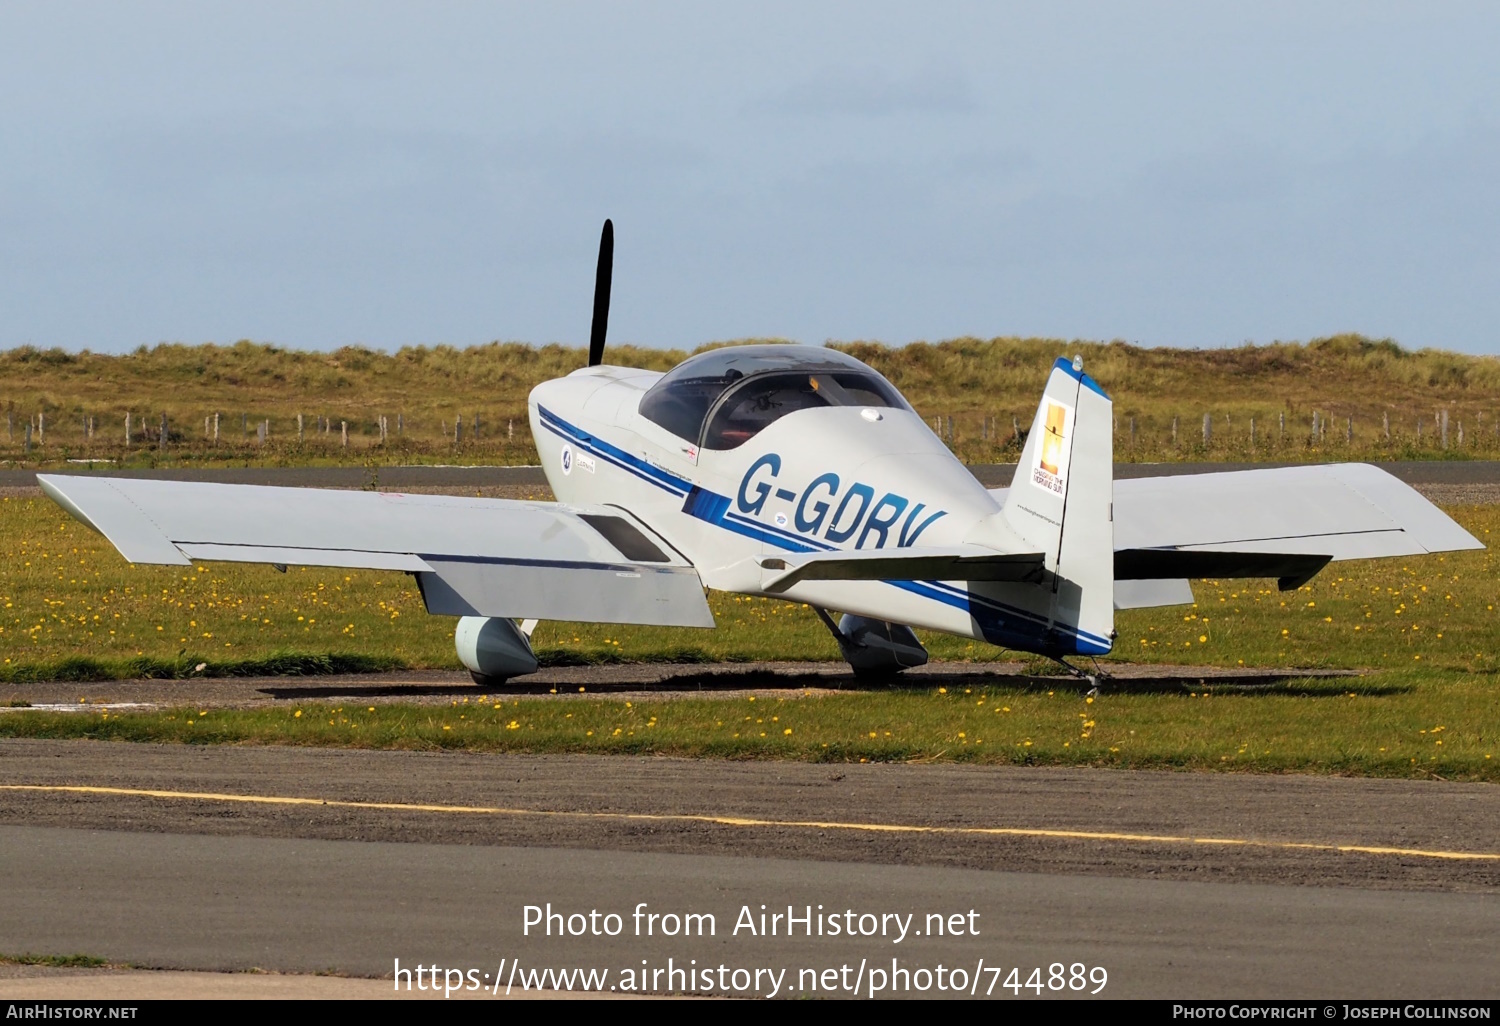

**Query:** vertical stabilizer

left=1001, top=357, right=1114, bottom=655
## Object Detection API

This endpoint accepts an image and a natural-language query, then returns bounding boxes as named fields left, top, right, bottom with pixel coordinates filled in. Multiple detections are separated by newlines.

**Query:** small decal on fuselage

left=560, top=445, right=574, bottom=476
left=735, top=452, right=947, bottom=549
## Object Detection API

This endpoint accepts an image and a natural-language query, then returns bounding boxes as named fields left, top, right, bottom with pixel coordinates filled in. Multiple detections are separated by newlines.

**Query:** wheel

left=468, top=670, right=509, bottom=688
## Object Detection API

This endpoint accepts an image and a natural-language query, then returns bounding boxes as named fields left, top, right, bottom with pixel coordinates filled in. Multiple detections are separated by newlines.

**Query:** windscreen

left=637, top=344, right=908, bottom=447
left=702, top=370, right=903, bottom=450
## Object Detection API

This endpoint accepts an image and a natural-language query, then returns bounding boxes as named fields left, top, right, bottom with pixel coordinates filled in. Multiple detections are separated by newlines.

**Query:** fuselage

left=528, top=345, right=1087, bottom=651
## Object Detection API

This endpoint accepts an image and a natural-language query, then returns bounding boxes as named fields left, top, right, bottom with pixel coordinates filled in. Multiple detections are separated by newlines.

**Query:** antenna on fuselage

left=587, top=219, right=614, bottom=367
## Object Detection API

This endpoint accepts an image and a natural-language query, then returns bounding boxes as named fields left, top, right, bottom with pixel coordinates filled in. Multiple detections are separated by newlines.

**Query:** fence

left=0, top=406, right=536, bottom=463
left=4, top=403, right=1498, bottom=464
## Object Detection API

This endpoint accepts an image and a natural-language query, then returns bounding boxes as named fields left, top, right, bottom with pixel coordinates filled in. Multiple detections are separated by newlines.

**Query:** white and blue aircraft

left=39, top=222, right=1483, bottom=684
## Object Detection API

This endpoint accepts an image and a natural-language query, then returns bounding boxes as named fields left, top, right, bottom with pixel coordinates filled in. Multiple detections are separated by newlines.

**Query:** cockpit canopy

left=638, top=345, right=910, bottom=451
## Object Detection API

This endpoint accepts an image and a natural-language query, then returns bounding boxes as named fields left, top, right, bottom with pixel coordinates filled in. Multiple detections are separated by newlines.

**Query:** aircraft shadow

left=257, top=667, right=1410, bottom=699
left=960, top=673, right=1412, bottom=697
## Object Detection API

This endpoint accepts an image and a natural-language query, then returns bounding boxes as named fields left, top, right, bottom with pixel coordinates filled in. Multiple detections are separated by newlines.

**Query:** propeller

left=587, top=219, right=614, bottom=367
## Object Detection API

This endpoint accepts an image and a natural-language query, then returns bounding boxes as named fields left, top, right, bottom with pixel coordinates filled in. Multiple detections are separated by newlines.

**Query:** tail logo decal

left=1030, top=399, right=1073, bottom=496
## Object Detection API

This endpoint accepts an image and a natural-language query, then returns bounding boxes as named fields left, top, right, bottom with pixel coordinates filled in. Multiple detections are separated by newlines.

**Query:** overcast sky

left=2, top=1, right=1498, bottom=354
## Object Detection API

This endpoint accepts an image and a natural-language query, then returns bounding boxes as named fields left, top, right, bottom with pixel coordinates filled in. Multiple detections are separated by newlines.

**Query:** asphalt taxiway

left=1, top=738, right=1497, bottom=998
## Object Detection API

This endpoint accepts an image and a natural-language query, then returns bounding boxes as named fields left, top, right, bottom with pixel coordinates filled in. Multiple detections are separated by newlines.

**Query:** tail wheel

left=468, top=670, right=508, bottom=688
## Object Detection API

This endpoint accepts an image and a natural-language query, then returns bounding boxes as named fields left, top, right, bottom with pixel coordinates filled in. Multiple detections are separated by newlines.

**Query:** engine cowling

left=834, top=614, right=929, bottom=677
left=454, top=616, right=538, bottom=685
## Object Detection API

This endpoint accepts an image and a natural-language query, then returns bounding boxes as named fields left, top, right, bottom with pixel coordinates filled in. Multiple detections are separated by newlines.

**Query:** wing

left=38, top=475, right=713, bottom=627
left=1111, top=463, right=1481, bottom=589
left=988, top=463, right=1481, bottom=605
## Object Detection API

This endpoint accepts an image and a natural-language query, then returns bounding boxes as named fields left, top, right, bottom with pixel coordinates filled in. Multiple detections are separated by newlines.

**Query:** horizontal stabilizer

left=757, top=546, right=1046, bottom=593
left=1115, top=548, right=1331, bottom=592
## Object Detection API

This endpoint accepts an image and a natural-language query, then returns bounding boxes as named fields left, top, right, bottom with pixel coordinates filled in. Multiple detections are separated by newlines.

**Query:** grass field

left=2, top=668, right=1494, bottom=780
left=1, top=496, right=1495, bottom=681
left=3, top=492, right=1496, bottom=779
left=4, top=334, right=1500, bottom=467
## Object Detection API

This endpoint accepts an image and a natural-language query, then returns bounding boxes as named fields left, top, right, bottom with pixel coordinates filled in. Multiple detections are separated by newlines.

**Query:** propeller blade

left=587, top=219, right=614, bottom=367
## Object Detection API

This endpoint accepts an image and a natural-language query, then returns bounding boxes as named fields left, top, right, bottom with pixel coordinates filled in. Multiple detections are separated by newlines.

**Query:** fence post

left=1202, top=412, right=1211, bottom=446
left=1129, top=416, right=1136, bottom=445
left=341, top=421, right=347, bottom=449
left=507, top=419, right=513, bottom=440
left=1441, top=410, right=1449, bottom=449
left=5, top=410, right=10, bottom=442
left=397, top=413, right=404, bottom=435
left=1458, top=420, right=1464, bottom=447
left=1012, top=415, right=1020, bottom=440
left=1171, top=416, right=1178, bottom=445
left=159, top=412, right=167, bottom=452
left=1383, top=411, right=1390, bottom=440
left=125, top=412, right=131, bottom=444
left=23, top=422, right=31, bottom=454
left=37, top=411, right=44, bottom=444
left=1346, top=417, right=1352, bottom=444
left=1250, top=416, right=1256, bottom=445
left=297, top=413, right=304, bottom=443
left=213, top=412, right=219, bottom=444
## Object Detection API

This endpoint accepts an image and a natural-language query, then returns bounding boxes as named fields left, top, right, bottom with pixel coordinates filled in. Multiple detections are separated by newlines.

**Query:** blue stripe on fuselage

left=534, top=405, right=1108, bottom=654
left=537, top=405, right=691, bottom=496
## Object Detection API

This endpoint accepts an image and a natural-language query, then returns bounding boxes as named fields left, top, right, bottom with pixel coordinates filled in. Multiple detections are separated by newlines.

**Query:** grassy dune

left=3, top=334, right=1499, bottom=466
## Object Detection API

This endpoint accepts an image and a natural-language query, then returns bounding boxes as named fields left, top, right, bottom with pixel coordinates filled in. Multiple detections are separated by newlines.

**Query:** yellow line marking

left=4, top=784, right=1498, bottom=862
